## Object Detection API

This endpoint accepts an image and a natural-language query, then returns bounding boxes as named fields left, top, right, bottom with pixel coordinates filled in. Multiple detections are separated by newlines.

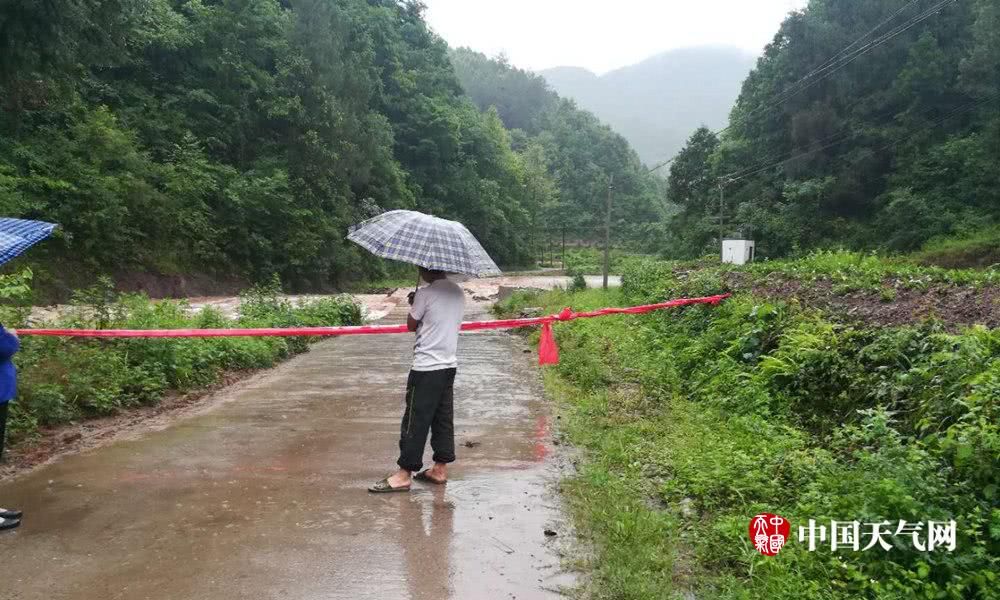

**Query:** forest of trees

left=449, top=48, right=667, bottom=251
left=3, top=0, right=993, bottom=292
left=664, top=0, right=1000, bottom=259
left=0, top=0, right=660, bottom=295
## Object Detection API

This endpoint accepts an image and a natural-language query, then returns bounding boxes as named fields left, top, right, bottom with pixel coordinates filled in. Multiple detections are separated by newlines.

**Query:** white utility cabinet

left=722, top=239, right=755, bottom=265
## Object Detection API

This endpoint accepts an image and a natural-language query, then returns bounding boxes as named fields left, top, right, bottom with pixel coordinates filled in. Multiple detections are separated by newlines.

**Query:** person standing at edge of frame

left=369, top=267, right=465, bottom=493
left=0, top=323, right=22, bottom=531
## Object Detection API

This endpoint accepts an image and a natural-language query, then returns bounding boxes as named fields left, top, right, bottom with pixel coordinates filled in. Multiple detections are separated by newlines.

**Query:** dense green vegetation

left=665, top=0, right=1000, bottom=259
left=699, top=248, right=1000, bottom=294
left=914, top=225, right=1000, bottom=269
left=2, top=273, right=361, bottom=443
left=498, top=254, right=1000, bottom=599
left=13, top=0, right=991, bottom=283
left=0, top=0, right=655, bottom=296
left=450, top=48, right=668, bottom=250
left=559, top=247, right=643, bottom=278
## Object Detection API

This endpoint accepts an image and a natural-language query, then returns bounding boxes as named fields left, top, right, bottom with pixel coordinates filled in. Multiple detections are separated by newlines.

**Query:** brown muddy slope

left=721, top=271, right=1000, bottom=330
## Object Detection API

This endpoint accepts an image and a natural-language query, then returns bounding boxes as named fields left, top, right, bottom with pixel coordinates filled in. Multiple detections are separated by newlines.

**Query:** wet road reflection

left=0, top=305, right=571, bottom=600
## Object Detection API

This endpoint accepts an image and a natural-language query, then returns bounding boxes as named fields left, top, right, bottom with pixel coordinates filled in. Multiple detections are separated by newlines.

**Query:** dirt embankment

left=721, top=271, right=1000, bottom=330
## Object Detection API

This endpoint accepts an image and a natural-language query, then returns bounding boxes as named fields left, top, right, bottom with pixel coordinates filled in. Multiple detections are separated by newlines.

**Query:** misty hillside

left=541, top=46, right=756, bottom=166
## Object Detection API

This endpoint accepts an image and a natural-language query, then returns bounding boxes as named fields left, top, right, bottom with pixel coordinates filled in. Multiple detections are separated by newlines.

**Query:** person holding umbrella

left=374, top=266, right=464, bottom=492
left=347, top=211, right=500, bottom=493
left=0, top=217, right=57, bottom=531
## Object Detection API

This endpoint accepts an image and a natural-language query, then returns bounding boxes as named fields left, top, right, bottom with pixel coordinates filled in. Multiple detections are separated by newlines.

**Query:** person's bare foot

left=423, top=462, right=448, bottom=483
left=386, top=469, right=412, bottom=489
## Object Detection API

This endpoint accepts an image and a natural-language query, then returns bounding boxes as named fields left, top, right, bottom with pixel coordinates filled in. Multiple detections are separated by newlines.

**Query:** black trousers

left=0, top=402, right=8, bottom=461
left=397, top=368, right=456, bottom=472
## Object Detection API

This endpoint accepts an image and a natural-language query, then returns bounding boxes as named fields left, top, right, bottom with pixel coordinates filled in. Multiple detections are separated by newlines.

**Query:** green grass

left=741, top=249, right=1000, bottom=290
left=563, top=248, right=651, bottom=277
left=914, top=226, right=1000, bottom=269
left=626, top=250, right=1000, bottom=300
left=497, top=257, right=1000, bottom=600
left=546, top=372, right=678, bottom=599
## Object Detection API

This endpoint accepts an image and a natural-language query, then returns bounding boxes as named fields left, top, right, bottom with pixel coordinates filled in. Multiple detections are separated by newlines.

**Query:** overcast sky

left=422, top=0, right=809, bottom=74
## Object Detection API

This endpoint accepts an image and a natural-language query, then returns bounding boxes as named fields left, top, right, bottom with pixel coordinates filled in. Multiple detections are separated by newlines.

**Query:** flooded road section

left=0, top=304, right=573, bottom=600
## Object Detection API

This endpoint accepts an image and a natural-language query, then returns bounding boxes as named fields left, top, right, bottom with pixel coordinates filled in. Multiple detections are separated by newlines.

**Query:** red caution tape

left=14, top=294, right=731, bottom=365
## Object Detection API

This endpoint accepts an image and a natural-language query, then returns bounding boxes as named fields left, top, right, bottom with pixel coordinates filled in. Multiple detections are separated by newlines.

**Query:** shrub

left=564, top=247, right=647, bottom=276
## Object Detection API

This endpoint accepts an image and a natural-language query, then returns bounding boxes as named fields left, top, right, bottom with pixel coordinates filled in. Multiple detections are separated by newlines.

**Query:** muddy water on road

left=30, top=273, right=622, bottom=324
left=0, top=305, right=574, bottom=600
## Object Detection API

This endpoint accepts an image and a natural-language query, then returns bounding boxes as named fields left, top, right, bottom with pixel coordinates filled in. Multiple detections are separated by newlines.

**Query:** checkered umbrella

left=347, top=210, right=501, bottom=277
left=0, top=218, right=57, bottom=267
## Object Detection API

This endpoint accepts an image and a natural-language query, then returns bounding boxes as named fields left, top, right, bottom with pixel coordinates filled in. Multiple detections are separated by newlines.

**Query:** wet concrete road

left=0, top=305, right=571, bottom=600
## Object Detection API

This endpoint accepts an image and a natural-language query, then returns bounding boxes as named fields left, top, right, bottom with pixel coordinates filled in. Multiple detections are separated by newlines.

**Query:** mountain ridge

left=540, top=46, right=756, bottom=165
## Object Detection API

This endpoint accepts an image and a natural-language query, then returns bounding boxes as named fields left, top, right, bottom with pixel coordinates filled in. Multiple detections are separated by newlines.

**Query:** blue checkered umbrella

left=0, top=218, right=57, bottom=266
left=347, top=210, right=501, bottom=277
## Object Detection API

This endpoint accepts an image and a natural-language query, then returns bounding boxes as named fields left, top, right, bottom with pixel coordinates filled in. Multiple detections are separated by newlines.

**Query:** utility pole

left=536, top=226, right=542, bottom=269
left=561, top=226, right=566, bottom=268
left=718, top=179, right=726, bottom=260
left=603, top=175, right=614, bottom=290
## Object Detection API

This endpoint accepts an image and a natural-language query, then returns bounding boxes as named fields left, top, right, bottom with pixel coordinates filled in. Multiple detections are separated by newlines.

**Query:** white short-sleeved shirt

left=409, top=278, right=466, bottom=371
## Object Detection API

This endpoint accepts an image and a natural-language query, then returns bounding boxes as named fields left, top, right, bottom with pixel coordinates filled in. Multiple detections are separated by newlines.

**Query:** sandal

left=414, top=470, right=447, bottom=485
left=0, top=517, right=20, bottom=531
left=368, top=478, right=411, bottom=493
left=0, top=508, right=22, bottom=520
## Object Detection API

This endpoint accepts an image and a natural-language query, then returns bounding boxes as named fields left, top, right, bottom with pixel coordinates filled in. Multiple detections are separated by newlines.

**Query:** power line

left=731, top=0, right=957, bottom=133
left=684, top=0, right=958, bottom=151
left=858, top=90, right=1000, bottom=157
left=714, top=92, right=895, bottom=181
left=729, top=95, right=986, bottom=183
left=724, top=90, right=998, bottom=185
left=712, top=4, right=949, bottom=142
left=803, top=0, right=925, bottom=80
left=720, top=97, right=926, bottom=181
left=714, top=88, right=995, bottom=242
left=648, top=0, right=956, bottom=173
left=647, top=155, right=677, bottom=173
left=726, top=131, right=861, bottom=183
